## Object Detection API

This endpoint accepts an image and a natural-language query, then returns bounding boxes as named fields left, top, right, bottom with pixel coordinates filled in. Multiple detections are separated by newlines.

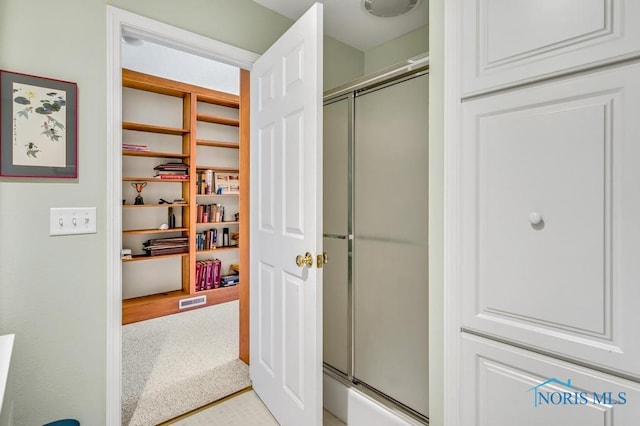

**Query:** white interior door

left=250, top=3, right=323, bottom=426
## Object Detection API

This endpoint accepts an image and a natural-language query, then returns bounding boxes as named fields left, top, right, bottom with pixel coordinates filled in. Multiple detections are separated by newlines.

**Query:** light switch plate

left=50, top=207, right=97, bottom=236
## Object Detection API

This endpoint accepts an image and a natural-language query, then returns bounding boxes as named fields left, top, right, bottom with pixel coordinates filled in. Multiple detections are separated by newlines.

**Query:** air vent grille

left=179, top=295, right=207, bottom=309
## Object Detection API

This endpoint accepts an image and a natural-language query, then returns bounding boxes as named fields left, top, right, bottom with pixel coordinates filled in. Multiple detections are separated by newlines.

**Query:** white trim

left=105, top=6, right=259, bottom=423
left=443, top=0, right=461, bottom=425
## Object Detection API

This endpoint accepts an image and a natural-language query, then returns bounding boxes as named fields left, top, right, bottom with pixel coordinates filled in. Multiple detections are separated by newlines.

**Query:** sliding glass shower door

left=353, top=73, right=429, bottom=417
left=322, top=70, right=429, bottom=420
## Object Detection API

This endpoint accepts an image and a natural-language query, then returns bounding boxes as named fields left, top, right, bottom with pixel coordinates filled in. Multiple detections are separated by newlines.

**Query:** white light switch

left=50, top=207, right=97, bottom=236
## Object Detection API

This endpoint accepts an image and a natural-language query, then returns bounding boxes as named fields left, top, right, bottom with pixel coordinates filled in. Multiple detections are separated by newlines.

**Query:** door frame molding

left=105, top=7, right=258, bottom=423
left=443, top=0, right=462, bottom=425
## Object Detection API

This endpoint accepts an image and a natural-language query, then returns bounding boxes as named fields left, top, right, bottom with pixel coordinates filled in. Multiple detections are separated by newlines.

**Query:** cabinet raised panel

left=461, top=0, right=640, bottom=96
left=461, top=333, right=640, bottom=426
left=461, top=62, right=640, bottom=377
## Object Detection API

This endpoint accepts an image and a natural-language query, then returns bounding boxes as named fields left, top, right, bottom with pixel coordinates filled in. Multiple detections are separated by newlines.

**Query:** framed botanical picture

left=0, top=70, right=77, bottom=178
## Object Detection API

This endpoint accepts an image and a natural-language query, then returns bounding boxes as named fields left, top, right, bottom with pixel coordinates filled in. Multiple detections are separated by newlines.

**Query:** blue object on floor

left=43, top=420, right=79, bottom=426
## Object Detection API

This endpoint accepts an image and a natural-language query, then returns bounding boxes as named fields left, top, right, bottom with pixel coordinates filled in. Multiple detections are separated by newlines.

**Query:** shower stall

left=323, top=59, right=429, bottom=423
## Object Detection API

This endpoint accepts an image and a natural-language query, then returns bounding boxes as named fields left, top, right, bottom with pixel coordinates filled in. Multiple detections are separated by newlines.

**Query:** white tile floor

left=169, top=390, right=345, bottom=426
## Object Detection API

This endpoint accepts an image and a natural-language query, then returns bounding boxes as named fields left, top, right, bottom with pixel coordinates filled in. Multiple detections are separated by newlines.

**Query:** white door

left=250, top=3, right=323, bottom=426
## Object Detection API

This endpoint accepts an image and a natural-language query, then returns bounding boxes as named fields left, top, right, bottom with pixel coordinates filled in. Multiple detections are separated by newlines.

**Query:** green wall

left=0, top=0, right=107, bottom=424
left=0, top=0, right=362, bottom=424
left=364, top=25, right=428, bottom=74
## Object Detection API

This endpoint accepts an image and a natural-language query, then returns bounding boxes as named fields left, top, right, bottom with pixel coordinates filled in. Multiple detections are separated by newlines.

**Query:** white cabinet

left=461, top=0, right=640, bottom=95
left=460, top=61, right=640, bottom=378
left=461, top=333, right=640, bottom=426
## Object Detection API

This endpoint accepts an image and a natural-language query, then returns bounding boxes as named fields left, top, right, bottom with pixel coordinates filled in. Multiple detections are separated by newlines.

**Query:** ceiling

left=253, top=0, right=428, bottom=51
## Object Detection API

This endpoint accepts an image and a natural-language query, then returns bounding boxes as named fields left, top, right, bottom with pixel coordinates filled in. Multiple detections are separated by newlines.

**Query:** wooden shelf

left=122, top=176, right=190, bottom=182
left=196, top=221, right=239, bottom=226
left=196, top=246, right=239, bottom=254
left=123, top=227, right=188, bottom=236
left=123, top=121, right=189, bottom=135
left=122, top=252, right=188, bottom=262
left=195, top=284, right=240, bottom=295
left=122, top=285, right=239, bottom=324
left=196, top=166, right=239, bottom=173
left=123, top=203, right=187, bottom=208
left=196, top=92, right=239, bottom=109
left=197, top=114, right=240, bottom=127
left=196, top=193, right=239, bottom=197
left=123, top=150, right=189, bottom=159
left=196, top=139, right=239, bottom=149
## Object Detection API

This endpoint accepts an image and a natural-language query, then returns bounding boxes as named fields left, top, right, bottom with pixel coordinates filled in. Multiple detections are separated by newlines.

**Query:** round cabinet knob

left=528, top=212, right=543, bottom=225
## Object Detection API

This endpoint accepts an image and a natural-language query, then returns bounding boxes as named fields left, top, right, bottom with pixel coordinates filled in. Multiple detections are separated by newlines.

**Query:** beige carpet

left=122, top=300, right=251, bottom=425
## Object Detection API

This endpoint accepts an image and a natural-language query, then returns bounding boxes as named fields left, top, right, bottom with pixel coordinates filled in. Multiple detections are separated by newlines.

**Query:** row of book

left=197, top=170, right=215, bottom=194
left=143, top=236, right=189, bottom=256
left=196, top=229, right=218, bottom=251
left=197, top=203, right=225, bottom=223
left=123, top=143, right=149, bottom=152
left=195, top=259, right=240, bottom=292
left=196, top=259, right=221, bottom=291
left=154, top=162, right=189, bottom=180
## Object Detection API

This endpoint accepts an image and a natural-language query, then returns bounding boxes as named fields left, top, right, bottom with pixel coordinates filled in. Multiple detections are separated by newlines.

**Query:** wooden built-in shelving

left=121, top=68, right=248, bottom=326
left=121, top=285, right=239, bottom=324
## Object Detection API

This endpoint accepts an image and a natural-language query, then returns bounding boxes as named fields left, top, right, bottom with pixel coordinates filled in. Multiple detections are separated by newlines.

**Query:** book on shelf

left=195, top=258, right=222, bottom=291
left=154, top=162, right=189, bottom=179
left=196, top=228, right=218, bottom=251
left=143, top=236, right=189, bottom=256
left=220, top=274, right=239, bottom=287
left=196, top=203, right=225, bottom=223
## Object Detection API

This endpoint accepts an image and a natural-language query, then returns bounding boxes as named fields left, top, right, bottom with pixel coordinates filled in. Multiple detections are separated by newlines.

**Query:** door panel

left=461, top=333, right=640, bottom=426
left=323, top=98, right=349, bottom=237
left=353, top=74, right=429, bottom=416
left=461, top=61, right=640, bottom=377
left=461, top=0, right=640, bottom=95
left=322, top=97, right=350, bottom=374
left=322, top=237, right=349, bottom=374
left=250, top=3, right=323, bottom=425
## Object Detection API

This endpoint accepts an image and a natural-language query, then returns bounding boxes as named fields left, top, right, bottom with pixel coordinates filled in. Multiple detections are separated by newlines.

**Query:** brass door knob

left=317, top=252, right=328, bottom=268
left=296, top=252, right=313, bottom=268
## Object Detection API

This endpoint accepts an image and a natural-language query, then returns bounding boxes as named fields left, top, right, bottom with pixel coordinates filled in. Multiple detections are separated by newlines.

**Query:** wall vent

left=179, top=295, right=207, bottom=309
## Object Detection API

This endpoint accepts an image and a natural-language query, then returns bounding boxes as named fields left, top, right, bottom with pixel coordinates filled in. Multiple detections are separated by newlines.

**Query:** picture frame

left=0, top=70, right=77, bottom=178
left=214, top=172, right=239, bottom=195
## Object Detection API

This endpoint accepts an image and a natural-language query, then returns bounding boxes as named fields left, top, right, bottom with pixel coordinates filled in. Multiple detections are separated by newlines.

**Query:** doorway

left=106, top=6, right=259, bottom=424
left=118, top=38, right=250, bottom=424
left=107, top=5, right=326, bottom=425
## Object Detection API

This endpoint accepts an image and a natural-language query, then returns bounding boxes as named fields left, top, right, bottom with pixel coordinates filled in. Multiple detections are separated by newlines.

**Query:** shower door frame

left=322, top=57, right=430, bottom=425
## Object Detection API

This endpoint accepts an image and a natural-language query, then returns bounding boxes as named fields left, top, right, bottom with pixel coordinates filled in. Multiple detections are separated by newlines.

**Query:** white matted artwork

left=0, top=70, right=77, bottom=178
